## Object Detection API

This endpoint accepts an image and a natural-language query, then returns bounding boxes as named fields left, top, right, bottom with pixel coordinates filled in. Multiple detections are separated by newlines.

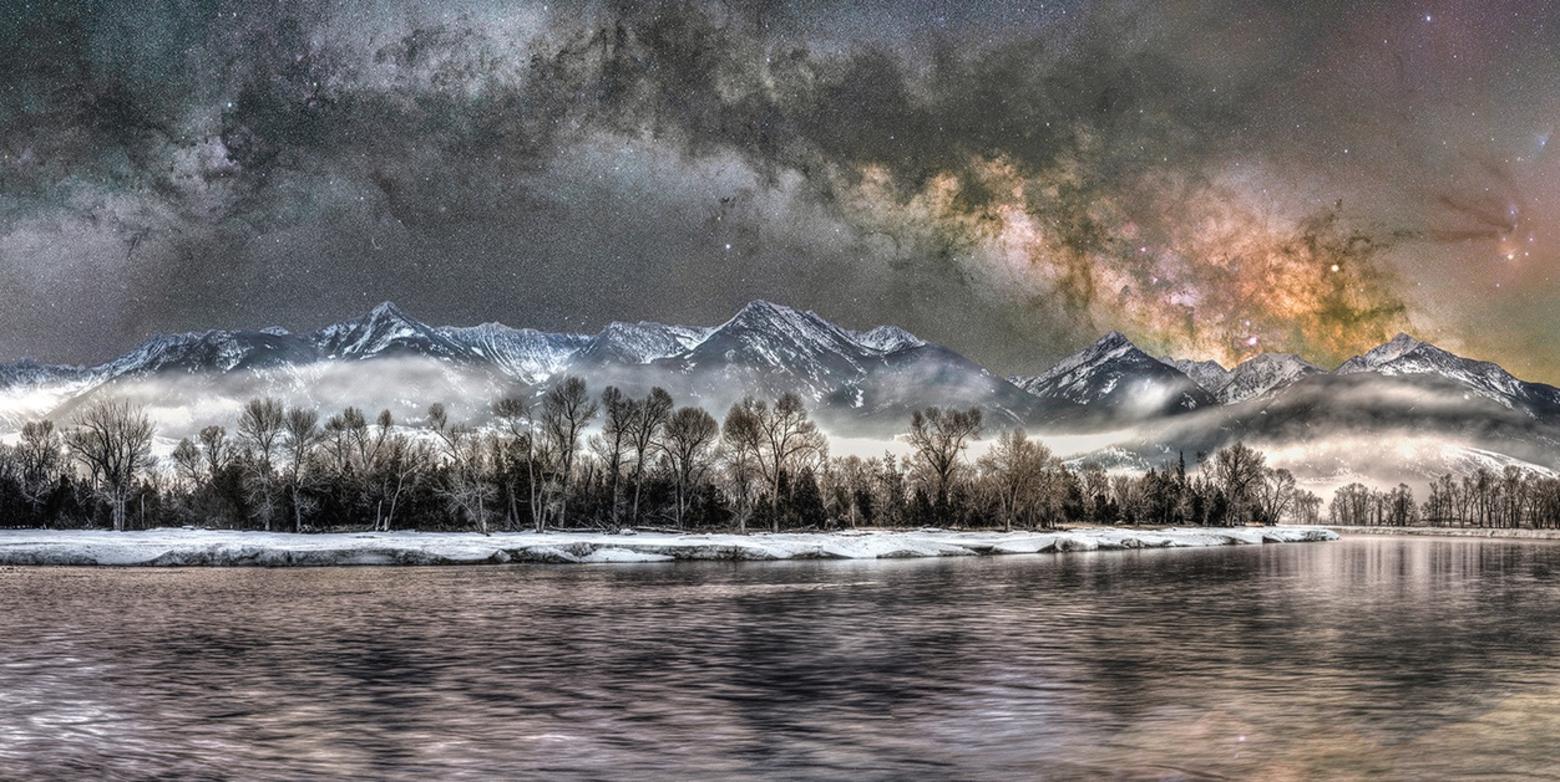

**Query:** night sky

left=2, top=0, right=1558, bottom=379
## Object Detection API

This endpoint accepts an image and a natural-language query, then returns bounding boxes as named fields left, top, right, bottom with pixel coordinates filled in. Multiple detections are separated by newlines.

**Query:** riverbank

left=1329, top=525, right=1560, bottom=541
left=0, top=526, right=1338, bottom=566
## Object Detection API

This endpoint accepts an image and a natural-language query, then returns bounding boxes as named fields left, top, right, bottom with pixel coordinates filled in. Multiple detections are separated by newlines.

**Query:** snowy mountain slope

left=6, top=304, right=1559, bottom=457
left=435, top=323, right=590, bottom=382
left=1148, top=333, right=1559, bottom=413
left=0, top=300, right=1053, bottom=438
left=0, top=328, right=329, bottom=429
left=1009, top=330, right=1560, bottom=488
left=0, top=360, right=88, bottom=390
left=1055, top=365, right=1560, bottom=504
left=644, top=301, right=875, bottom=403
left=848, top=325, right=926, bottom=354
left=669, top=300, right=874, bottom=383
left=569, top=321, right=710, bottom=366
left=1336, top=332, right=1423, bottom=373
left=609, top=301, right=1060, bottom=431
left=1162, top=358, right=1231, bottom=394
left=0, top=361, right=97, bottom=431
left=99, top=329, right=325, bottom=379
left=1075, top=369, right=1560, bottom=481
left=1217, top=353, right=1324, bottom=404
left=314, top=301, right=472, bottom=361
left=1011, top=332, right=1213, bottom=417
left=1336, top=333, right=1560, bottom=417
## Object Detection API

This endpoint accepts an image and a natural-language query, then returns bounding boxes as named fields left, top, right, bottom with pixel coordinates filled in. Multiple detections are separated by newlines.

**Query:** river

left=3, top=535, right=1559, bottom=779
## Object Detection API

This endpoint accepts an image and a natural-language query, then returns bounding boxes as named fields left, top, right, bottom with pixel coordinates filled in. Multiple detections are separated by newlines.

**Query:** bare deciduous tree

left=626, top=387, right=673, bottom=524
left=978, top=428, right=1051, bottom=531
left=283, top=407, right=323, bottom=532
left=15, top=420, right=63, bottom=519
left=237, top=397, right=287, bottom=530
left=429, top=403, right=494, bottom=535
left=753, top=393, right=827, bottom=532
left=64, top=399, right=155, bottom=531
left=172, top=437, right=202, bottom=492
left=661, top=406, right=719, bottom=529
left=495, top=396, right=547, bottom=532
left=906, top=406, right=983, bottom=516
left=541, top=376, right=599, bottom=529
left=198, top=425, right=229, bottom=481
left=375, top=426, right=428, bottom=532
left=1212, top=442, right=1265, bottom=523
left=720, top=398, right=765, bottom=533
left=598, top=387, right=639, bottom=526
left=1256, top=467, right=1297, bottom=525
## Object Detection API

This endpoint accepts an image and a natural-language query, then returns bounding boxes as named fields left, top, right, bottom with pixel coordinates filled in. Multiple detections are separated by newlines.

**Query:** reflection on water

left=4, top=537, right=1560, bottom=779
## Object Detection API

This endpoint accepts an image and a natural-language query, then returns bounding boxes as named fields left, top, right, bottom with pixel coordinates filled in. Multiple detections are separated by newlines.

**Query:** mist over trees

left=2, top=375, right=1552, bottom=533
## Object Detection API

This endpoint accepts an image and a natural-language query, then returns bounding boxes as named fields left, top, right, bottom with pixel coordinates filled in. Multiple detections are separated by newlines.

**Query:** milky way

left=2, top=0, right=1558, bottom=378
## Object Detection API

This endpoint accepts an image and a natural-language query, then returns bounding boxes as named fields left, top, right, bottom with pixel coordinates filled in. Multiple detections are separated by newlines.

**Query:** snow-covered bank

left=1330, top=526, right=1560, bottom=541
left=0, top=526, right=1338, bottom=567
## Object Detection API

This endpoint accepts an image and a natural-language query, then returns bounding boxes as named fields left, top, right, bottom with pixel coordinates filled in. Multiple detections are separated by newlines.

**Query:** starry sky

left=2, top=0, right=1558, bottom=379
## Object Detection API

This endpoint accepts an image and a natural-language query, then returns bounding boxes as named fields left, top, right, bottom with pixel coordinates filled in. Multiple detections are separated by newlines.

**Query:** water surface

left=3, top=537, right=1560, bottom=779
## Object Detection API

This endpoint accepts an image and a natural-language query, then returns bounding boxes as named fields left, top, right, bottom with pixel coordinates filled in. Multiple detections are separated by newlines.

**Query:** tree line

left=0, top=375, right=1363, bottom=534
left=1330, top=467, right=1560, bottom=529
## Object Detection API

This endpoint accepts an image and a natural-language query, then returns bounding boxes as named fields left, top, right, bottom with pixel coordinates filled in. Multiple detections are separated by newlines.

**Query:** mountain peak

left=1381, top=332, right=1423, bottom=353
left=577, top=320, right=709, bottom=364
left=1339, top=332, right=1428, bottom=373
left=435, top=321, right=589, bottom=380
left=852, top=325, right=926, bottom=353
left=1096, top=331, right=1132, bottom=349
left=1329, top=333, right=1558, bottom=413
left=1217, top=352, right=1323, bottom=404
left=314, top=300, right=459, bottom=360
left=1042, top=331, right=1138, bottom=377
left=1238, top=352, right=1318, bottom=368
left=1014, top=329, right=1213, bottom=414
left=1162, top=357, right=1232, bottom=393
left=712, top=300, right=849, bottom=343
left=729, top=299, right=804, bottom=324
left=366, top=300, right=415, bottom=323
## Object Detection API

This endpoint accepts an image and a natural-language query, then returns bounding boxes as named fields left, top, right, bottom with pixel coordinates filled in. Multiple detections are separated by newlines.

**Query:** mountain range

left=3, top=301, right=1557, bottom=491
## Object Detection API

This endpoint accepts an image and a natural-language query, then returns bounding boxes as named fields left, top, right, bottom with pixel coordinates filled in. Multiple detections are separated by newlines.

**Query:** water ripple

left=2, top=538, right=1560, bottom=779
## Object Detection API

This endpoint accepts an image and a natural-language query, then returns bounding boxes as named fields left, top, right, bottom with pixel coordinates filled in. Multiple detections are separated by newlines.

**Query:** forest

left=2, top=374, right=1555, bottom=533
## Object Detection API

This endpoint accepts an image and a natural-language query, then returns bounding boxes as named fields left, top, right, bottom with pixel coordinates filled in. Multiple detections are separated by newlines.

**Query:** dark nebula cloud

left=2, top=0, right=1558, bottom=379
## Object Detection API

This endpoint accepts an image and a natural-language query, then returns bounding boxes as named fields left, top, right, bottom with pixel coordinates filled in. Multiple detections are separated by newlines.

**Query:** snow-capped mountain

left=1335, top=333, right=1560, bottom=416
left=1158, top=351, right=1326, bottom=405
left=435, top=323, right=590, bottom=382
left=570, top=321, right=710, bottom=366
left=632, top=301, right=1051, bottom=428
left=315, top=301, right=470, bottom=361
left=0, top=360, right=100, bottom=431
left=662, top=301, right=885, bottom=394
left=848, top=325, right=926, bottom=354
left=1049, top=331, right=1560, bottom=493
left=1336, top=332, right=1422, bottom=373
left=0, top=360, right=87, bottom=390
left=100, top=329, right=323, bottom=379
left=1163, top=358, right=1231, bottom=394
left=1148, top=333, right=1558, bottom=414
left=5, top=305, right=1558, bottom=460
left=1217, top=353, right=1324, bottom=404
left=1011, top=332, right=1212, bottom=416
left=0, top=300, right=1057, bottom=436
